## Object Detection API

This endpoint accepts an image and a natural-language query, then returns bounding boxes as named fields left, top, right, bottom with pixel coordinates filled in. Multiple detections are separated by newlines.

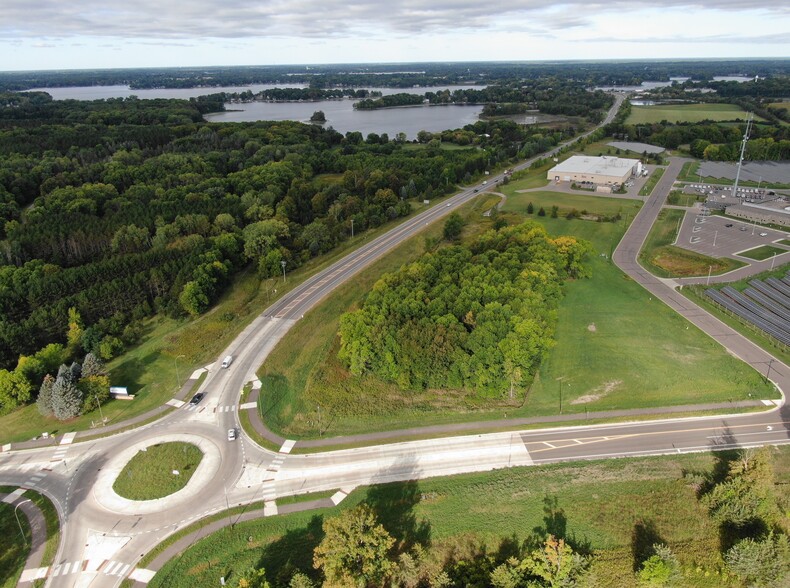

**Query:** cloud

left=0, top=0, right=787, bottom=40
left=581, top=32, right=790, bottom=45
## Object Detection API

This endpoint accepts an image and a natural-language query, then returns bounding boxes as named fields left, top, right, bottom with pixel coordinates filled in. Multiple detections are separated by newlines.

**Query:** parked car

left=760, top=232, right=769, bottom=237
left=739, top=226, right=748, bottom=231
left=725, top=223, right=733, bottom=228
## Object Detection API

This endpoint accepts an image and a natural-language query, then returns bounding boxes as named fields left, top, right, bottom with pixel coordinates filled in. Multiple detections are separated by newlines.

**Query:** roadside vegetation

left=639, top=167, right=665, bottom=196
left=258, top=167, right=772, bottom=440
left=148, top=446, right=790, bottom=588
left=112, top=442, right=203, bottom=500
left=639, top=209, right=745, bottom=277
left=0, top=492, right=29, bottom=588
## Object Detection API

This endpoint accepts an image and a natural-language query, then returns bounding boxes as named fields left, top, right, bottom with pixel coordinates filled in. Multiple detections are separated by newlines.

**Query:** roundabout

left=93, top=434, right=221, bottom=515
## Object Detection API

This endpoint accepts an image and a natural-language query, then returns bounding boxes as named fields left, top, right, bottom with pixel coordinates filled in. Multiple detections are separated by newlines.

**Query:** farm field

left=147, top=447, right=790, bottom=588
left=627, top=103, right=761, bottom=125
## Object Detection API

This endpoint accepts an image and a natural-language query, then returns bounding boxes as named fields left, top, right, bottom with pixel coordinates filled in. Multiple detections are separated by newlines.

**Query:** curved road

left=2, top=93, right=788, bottom=588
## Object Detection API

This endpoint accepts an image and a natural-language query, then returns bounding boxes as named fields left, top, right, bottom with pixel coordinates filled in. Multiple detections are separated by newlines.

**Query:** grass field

left=639, top=208, right=744, bottom=278
left=627, top=103, right=759, bottom=125
left=511, top=189, right=641, bottom=221
left=147, top=447, right=790, bottom=588
left=738, top=245, right=788, bottom=261
left=639, top=167, right=665, bottom=196
left=668, top=190, right=706, bottom=207
left=257, top=168, right=773, bottom=439
left=112, top=442, right=203, bottom=500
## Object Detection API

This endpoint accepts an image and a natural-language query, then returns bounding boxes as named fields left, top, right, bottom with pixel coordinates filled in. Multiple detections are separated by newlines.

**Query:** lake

left=27, top=84, right=487, bottom=139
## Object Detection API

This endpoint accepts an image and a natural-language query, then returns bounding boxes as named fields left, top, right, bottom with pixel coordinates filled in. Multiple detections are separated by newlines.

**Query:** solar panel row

left=705, top=288, right=790, bottom=346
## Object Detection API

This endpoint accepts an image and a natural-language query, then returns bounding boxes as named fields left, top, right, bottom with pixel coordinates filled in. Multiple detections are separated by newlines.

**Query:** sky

left=0, top=0, right=788, bottom=71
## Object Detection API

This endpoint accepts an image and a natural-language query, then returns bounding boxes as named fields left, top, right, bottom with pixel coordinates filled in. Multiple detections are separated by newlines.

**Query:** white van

left=221, top=355, right=233, bottom=369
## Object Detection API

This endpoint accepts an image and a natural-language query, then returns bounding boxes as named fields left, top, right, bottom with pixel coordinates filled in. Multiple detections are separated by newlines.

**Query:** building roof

left=549, top=155, right=639, bottom=176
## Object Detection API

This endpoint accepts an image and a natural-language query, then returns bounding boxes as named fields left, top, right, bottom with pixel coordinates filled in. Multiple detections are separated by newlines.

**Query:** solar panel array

left=705, top=272, right=790, bottom=347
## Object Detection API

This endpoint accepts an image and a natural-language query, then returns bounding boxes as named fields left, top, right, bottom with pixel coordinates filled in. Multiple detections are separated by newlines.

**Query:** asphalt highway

left=3, top=92, right=789, bottom=588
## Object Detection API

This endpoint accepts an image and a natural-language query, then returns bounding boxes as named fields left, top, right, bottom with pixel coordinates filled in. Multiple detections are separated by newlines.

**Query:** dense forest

left=0, top=91, right=580, bottom=414
left=338, top=222, right=592, bottom=397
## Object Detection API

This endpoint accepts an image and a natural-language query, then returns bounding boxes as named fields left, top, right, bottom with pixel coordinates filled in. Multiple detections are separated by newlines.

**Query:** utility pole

left=95, top=394, right=105, bottom=425
left=280, top=260, right=287, bottom=283
left=706, top=265, right=713, bottom=286
left=732, top=113, right=753, bottom=202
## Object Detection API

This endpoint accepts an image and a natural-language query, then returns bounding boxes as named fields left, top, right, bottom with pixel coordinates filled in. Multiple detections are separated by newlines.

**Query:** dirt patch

left=571, top=379, right=622, bottom=405
left=587, top=323, right=597, bottom=332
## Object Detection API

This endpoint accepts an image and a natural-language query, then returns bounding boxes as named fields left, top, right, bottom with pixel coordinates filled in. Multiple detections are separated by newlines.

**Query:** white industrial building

left=547, top=155, right=641, bottom=186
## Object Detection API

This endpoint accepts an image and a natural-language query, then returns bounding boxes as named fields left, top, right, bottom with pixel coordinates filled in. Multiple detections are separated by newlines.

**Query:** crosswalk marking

left=59, top=432, right=76, bottom=445
left=212, top=405, right=237, bottom=413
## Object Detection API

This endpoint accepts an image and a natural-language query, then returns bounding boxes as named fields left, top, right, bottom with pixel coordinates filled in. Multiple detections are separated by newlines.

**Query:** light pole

left=771, top=251, right=779, bottom=270
left=95, top=394, right=105, bottom=426
left=713, top=229, right=717, bottom=248
left=280, top=260, right=287, bottom=283
left=706, top=265, right=713, bottom=286
left=14, top=499, right=31, bottom=546
left=175, top=354, right=185, bottom=389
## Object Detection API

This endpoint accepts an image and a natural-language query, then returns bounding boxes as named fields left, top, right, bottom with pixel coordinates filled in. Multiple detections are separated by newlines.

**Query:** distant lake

left=28, top=84, right=487, bottom=139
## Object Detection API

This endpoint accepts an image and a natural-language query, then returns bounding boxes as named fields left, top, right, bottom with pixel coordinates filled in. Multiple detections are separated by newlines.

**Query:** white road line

left=116, top=564, right=130, bottom=577
left=59, top=432, right=76, bottom=445
left=279, top=439, right=296, bottom=454
left=2, top=488, right=25, bottom=503
left=239, top=402, right=256, bottom=410
left=129, top=568, right=156, bottom=583
left=542, top=441, right=556, bottom=449
left=166, top=399, right=185, bottom=408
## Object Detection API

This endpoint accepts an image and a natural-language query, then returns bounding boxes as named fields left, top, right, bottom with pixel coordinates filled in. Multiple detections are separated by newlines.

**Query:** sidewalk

left=2, top=372, right=203, bottom=452
left=0, top=491, right=48, bottom=585
left=130, top=497, right=336, bottom=586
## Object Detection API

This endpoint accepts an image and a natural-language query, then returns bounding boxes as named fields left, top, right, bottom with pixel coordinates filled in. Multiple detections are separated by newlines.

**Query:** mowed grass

left=510, top=189, right=641, bottom=220
left=738, top=245, right=788, bottom=261
left=148, top=448, right=790, bottom=588
left=627, top=103, right=760, bottom=125
left=112, top=442, right=203, bottom=500
left=639, top=209, right=744, bottom=278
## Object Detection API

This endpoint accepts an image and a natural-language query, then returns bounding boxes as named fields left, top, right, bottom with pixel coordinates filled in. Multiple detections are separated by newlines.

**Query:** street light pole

left=14, top=499, right=31, bottom=546
left=175, top=354, right=185, bottom=389
left=706, top=265, right=713, bottom=286
left=95, top=394, right=105, bottom=426
left=280, top=260, right=287, bottom=283
left=713, top=230, right=717, bottom=248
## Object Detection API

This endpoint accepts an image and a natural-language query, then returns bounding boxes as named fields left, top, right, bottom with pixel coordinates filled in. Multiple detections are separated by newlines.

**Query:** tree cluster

left=235, top=503, right=589, bottom=588
left=687, top=447, right=790, bottom=587
left=338, top=221, right=592, bottom=397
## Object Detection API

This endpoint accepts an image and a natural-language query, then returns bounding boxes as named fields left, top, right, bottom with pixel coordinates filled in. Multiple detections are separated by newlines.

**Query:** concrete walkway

left=2, top=371, right=205, bottom=453
left=0, top=491, right=49, bottom=585
left=129, top=497, right=336, bottom=586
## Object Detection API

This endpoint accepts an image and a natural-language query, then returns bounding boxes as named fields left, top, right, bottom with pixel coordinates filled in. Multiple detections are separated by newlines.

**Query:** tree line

left=338, top=221, right=592, bottom=397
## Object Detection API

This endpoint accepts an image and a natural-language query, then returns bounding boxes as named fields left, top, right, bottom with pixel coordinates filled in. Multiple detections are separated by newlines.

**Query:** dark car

left=189, top=392, right=204, bottom=405
left=473, top=189, right=479, bottom=193
left=725, top=223, right=733, bottom=227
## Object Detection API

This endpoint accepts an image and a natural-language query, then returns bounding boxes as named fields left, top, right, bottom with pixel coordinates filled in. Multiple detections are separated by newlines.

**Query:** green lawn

left=639, top=209, right=744, bottom=278
left=112, top=442, right=203, bottom=500
left=738, top=245, right=788, bottom=261
left=148, top=448, right=790, bottom=588
left=639, top=167, right=665, bottom=196
left=510, top=190, right=642, bottom=220
left=668, top=190, right=706, bottom=207
left=627, top=103, right=759, bottom=125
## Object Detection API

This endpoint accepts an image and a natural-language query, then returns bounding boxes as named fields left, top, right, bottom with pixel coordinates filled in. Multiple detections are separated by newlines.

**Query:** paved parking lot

left=677, top=212, right=790, bottom=259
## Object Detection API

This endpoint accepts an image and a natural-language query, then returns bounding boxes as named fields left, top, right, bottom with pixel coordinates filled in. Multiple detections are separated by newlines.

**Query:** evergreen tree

left=81, top=353, right=106, bottom=378
left=527, top=202, right=534, bottom=214
left=51, top=369, right=83, bottom=420
left=36, top=374, right=55, bottom=417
